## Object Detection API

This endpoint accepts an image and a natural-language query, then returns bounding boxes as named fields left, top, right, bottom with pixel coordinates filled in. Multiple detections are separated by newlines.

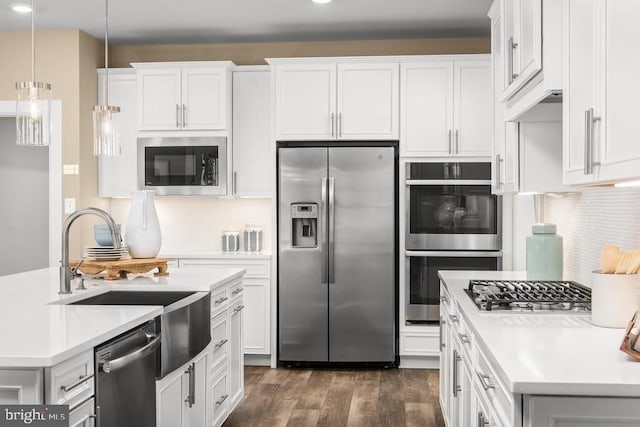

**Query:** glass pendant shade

left=16, top=81, right=51, bottom=146
left=92, top=105, right=121, bottom=156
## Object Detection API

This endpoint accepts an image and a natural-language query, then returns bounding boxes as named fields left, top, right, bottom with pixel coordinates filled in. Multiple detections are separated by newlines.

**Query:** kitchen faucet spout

left=60, top=207, right=120, bottom=294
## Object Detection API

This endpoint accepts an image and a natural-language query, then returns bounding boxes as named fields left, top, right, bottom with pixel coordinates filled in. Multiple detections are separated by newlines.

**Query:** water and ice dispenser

left=291, top=203, right=318, bottom=248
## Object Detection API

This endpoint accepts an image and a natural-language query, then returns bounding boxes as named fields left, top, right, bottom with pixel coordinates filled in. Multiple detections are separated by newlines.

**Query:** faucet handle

left=71, top=259, right=85, bottom=277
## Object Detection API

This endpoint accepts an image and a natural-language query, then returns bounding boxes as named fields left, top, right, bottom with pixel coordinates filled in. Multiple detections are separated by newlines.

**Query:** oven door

left=405, top=162, right=501, bottom=250
left=405, top=251, right=502, bottom=323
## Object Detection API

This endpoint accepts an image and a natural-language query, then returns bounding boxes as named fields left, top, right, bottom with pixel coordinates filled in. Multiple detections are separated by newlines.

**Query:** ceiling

left=0, top=0, right=492, bottom=45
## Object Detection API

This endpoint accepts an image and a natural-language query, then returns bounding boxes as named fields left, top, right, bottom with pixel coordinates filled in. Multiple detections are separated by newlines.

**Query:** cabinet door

left=209, top=368, right=228, bottom=427
left=229, top=301, right=244, bottom=410
left=137, top=68, right=182, bottom=130
left=0, top=369, right=43, bottom=404
left=157, top=368, right=185, bottom=427
left=337, top=62, right=399, bottom=140
left=454, top=61, right=492, bottom=156
left=232, top=69, right=273, bottom=197
left=526, top=395, right=640, bottom=427
left=274, top=63, right=336, bottom=140
left=187, top=352, right=208, bottom=427
left=563, top=0, right=599, bottom=185
left=69, top=397, right=96, bottom=427
left=601, top=0, right=640, bottom=182
left=98, top=70, right=138, bottom=198
left=242, top=278, right=269, bottom=354
left=491, top=9, right=507, bottom=194
left=400, top=61, right=453, bottom=156
left=438, top=315, right=450, bottom=418
left=182, top=67, right=227, bottom=130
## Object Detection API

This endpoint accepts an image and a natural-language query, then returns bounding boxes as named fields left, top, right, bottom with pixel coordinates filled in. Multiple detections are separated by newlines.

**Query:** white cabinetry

left=133, top=62, right=233, bottom=131
left=97, top=69, right=138, bottom=198
left=232, top=67, right=273, bottom=197
left=68, top=397, right=96, bottom=427
left=271, top=59, right=399, bottom=141
left=400, top=56, right=491, bottom=157
left=525, top=395, right=640, bottom=427
left=563, top=0, right=640, bottom=185
left=157, top=348, right=208, bottom=427
left=0, top=369, right=43, bottom=404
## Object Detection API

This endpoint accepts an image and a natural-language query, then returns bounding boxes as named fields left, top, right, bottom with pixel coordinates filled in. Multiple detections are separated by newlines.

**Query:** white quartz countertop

left=439, top=270, right=640, bottom=396
left=0, top=267, right=245, bottom=368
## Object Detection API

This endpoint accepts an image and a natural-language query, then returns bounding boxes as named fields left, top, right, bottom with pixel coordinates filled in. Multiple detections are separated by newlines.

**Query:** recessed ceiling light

left=312, top=0, right=332, bottom=4
left=11, top=4, right=32, bottom=13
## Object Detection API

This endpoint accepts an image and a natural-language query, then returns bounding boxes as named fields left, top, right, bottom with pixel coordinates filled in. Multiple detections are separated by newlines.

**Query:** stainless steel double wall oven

left=405, top=161, right=502, bottom=323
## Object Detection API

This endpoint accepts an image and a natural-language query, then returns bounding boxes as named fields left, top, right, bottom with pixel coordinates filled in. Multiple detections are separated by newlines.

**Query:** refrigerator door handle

left=321, top=177, right=329, bottom=285
left=328, top=176, right=336, bottom=284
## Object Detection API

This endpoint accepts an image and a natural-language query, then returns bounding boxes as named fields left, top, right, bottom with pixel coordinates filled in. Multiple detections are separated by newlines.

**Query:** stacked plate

left=84, top=245, right=130, bottom=261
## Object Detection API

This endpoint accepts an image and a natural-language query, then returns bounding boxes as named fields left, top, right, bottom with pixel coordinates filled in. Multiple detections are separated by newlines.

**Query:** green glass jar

left=526, top=223, right=563, bottom=280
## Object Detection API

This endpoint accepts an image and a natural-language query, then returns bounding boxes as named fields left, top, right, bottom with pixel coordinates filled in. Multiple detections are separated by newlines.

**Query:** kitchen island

left=0, top=267, right=245, bottom=427
left=439, top=270, right=640, bottom=427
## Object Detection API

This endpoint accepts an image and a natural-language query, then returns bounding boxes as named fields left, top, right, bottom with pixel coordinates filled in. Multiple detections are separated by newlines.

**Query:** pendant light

left=92, top=0, right=120, bottom=156
left=15, top=0, right=52, bottom=147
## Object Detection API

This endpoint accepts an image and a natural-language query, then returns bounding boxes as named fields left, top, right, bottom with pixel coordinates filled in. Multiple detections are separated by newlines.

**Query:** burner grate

left=466, top=279, right=592, bottom=312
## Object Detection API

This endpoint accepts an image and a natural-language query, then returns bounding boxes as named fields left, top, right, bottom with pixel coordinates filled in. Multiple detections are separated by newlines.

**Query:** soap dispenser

left=526, top=194, right=563, bottom=280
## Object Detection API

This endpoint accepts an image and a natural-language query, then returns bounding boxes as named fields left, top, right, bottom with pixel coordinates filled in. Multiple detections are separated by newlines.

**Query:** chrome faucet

left=60, top=207, right=121, bottom=294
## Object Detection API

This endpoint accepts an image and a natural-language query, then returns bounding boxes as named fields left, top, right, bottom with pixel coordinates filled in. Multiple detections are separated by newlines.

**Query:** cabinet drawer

left=45, top=350, right=94, bottom=409
left=0, top=369, right=43, bottom=404
left=211, top=311, right=229, bottom=372
left=401, top=329, right=440, bottom=357
left=476, top=346, right=513, bottom=426
left=211, top=287, right=230, bottom=315
left=229, top=281, right=244, bottom=302
left=179, top=258, right=270, bottom=278
left=210, top=366, right=229, bottom=427
left=69, top=397, right=96, bottom=427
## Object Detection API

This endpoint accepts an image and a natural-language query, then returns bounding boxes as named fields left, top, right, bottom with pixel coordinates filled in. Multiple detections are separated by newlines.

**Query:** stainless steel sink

left=72, top=290, right=211, bottom=378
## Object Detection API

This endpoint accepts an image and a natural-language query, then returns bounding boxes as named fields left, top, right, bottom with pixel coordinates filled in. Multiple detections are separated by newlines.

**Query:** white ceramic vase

left=125, top=190, right=162, bottom=258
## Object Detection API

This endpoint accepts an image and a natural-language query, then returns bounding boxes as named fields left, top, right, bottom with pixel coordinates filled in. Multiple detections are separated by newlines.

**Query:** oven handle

left=405, top=179, right=493, bottom=186
left=406, top=250, right=503, bottom=258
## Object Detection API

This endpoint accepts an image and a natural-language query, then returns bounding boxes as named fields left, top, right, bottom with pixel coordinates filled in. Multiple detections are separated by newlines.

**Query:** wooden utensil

left=600, top=245, right=621, bottom=274
left=615, top=248, right=640, bottom=274
left=626, top=250, right=640, bottom=274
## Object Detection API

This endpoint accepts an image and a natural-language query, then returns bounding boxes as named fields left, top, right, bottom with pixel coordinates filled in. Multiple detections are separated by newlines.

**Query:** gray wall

left=0, top=117, right=49, bottom=276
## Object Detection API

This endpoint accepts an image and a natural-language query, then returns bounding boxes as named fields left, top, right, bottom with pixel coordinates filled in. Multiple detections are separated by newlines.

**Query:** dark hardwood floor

left=223, top=366, right=446, bottom=427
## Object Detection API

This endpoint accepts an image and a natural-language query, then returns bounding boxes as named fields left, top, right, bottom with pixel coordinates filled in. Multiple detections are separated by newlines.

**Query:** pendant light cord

left=104, top=0, right=109, bottom=105
left=31, top=0, right=35, bottom=82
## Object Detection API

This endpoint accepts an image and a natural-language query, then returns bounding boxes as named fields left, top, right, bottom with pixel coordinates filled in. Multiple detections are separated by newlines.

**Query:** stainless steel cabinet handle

left=184, top=363, right=195, bottom=407
left=455, top=130, right=459, bottom=154
left=330, top=113, right=335, bottom=138
left=458, top=333, right=471, bottom=345
left=214, top=296, right=228, bottom=305
left=495, top=154, right=502, bottom=188
left=182, top=104, right=187, bottom=128
left=328, top=177, right=336, bottom=284
left=232, top=288, right=243, bottom=295
left=176, top=104, right=180, bottom=128
left=338, top=113, right=343, bottom=138
left=232, top=304, right=245, bottom=315
left=214, top=339, right=229, bottom=348
left=584, top=108, right=601, bottom=175
left=478, top=412, right=491, bottom=427
left=508, top=37, right=519, bottom=83
left=321, top=177, right=328, bottom=284
left=449, top=314, right=459, bottom=323
left=60, top=374, right=94, bottom=392
left=100, top=333, right=160, bottom=373
left=440, top=295, right=449, bottom=304
left=439, top=318, right=445, bottom=351
left=477, top=372, right=496, bottom=391
left=90, top=406, right=101, bottom=427
left=452, top=349, right=462, bottom=397
left=448, top=130, right=452, bottom=154
left=215, top=394, right=229, bottom=406
left=233, top=172, right=238, bottom=196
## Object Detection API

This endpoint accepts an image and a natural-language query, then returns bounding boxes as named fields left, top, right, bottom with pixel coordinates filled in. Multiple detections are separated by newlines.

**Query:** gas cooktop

left=465, top=279, right=592, bottom=312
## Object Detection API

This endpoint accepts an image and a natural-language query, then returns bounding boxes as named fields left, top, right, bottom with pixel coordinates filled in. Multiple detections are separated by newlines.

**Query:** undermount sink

left=70, top=291, right=197, bottom=307
left=73, top=290, right=211, bottom=379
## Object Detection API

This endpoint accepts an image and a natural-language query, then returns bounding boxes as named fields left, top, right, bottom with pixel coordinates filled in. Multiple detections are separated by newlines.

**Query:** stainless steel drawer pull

left=176, top=104, right=180, bottom=128
left=477, top=372, right=496, bottom=391
left=232, top=305, right=245, bottom=314
left=478, top=411, right=491, bottom=427
left=452, top=349, right=462, bottom=398
left=60, top=374, right=94, bottom=392
left=215, top=394, right=229, bottom=406
left=214, top=297, right=228, bottom=305
left=449, top=314, right=459, bottom=323
left=440, top=295, right=449, bottom=304
left=458, top=333, right=471, bottom=345
left=214, top=339, right=229, bottom=348
left=232, top=288, right=244, bottom=295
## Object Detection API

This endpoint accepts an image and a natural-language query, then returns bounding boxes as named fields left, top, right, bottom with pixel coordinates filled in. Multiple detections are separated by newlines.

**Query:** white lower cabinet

left=156, top=348, right=208, bottom=427
left=0, top=369, right=43, bottom=404
left=68, top=397, right=96, bottom=427
left=525, top=395, right=640, bottom=427
left=229, top=301, right=244, bottom=409
left=209, top=366, right=229, bottom=427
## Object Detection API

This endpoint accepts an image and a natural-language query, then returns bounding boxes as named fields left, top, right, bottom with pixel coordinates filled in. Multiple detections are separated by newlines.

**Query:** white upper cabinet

left=271, top=59, right=399, bottom=141
left=97, top=69, right=138, bottom=198
left=564, top=0, right=640, bottom=185
left=232, top=67, right=273, bottom=197
left=134, top=62, right=233, bottom=131
left=400, top=56, right=491, bottom=157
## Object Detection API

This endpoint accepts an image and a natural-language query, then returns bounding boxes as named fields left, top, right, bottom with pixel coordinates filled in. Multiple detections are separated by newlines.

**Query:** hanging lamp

left=15, top=0, right=52, bottom=147
left=93, top=0, right=120, bottom=156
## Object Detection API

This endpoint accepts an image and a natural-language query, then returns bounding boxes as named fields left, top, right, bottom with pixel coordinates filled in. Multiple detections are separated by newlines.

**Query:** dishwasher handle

left=100, top=333, right=160, bottom=374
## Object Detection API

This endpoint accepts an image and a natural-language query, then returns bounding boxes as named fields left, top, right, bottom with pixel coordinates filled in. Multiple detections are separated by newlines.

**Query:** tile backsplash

left=544, top=187, right=640, bottom=286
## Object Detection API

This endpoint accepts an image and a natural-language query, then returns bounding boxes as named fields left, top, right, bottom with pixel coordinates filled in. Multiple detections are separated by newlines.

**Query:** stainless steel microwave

left=138, top=136, right=227, bottom=196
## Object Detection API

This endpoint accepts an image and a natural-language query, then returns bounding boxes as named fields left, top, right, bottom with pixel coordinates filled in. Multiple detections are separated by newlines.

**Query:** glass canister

left=244, top=224, right=263, bottom=252
left=526, top=223, right=563, bottom=280
left=222, top=229, right=240, bottom=252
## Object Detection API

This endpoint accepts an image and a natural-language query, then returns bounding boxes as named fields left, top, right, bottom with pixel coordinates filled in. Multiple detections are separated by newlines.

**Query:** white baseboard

left=244, top=354, right=271, bottom=366
left=400, top=356, right=440, bottom=369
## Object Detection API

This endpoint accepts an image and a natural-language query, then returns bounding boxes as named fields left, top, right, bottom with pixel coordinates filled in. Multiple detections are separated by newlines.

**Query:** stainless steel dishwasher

left=95, top=320, right=159, bottom=427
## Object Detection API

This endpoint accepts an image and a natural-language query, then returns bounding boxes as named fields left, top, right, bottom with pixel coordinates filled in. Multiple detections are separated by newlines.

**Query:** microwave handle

left=405, top=250, right=503, bottom=258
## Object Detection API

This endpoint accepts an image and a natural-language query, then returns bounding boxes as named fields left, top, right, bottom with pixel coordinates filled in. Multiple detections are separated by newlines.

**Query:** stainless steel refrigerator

left=278, top=144, right=396, bottom=364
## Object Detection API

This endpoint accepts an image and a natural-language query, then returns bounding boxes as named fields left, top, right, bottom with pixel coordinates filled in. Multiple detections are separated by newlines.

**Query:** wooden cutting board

left=70, top=258, right=172, bottom=280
